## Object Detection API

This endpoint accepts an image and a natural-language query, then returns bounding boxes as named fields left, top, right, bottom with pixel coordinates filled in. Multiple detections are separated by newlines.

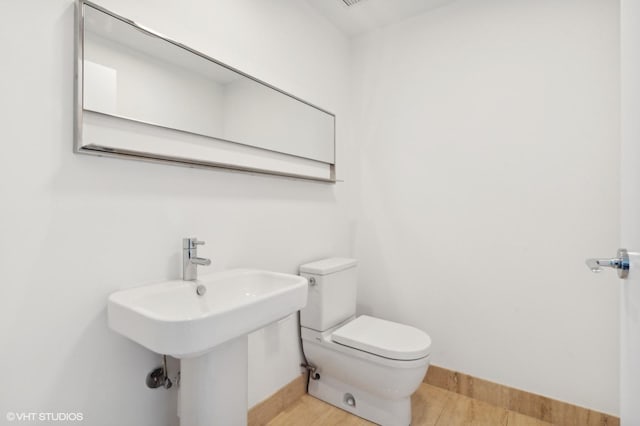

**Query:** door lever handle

left=586, top=248, right=630, bottom=279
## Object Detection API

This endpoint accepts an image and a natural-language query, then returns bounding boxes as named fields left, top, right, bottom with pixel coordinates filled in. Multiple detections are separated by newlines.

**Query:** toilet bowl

left=299, top=258, right=431, bottom=426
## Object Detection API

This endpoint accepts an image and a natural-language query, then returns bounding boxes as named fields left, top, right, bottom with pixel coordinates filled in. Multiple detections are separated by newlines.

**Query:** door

left=595, top=1, right=640, bottom=423
left=620, top=1, right=639, bottom=423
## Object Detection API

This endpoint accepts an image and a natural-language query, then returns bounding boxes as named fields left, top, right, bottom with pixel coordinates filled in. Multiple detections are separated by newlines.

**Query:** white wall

left=352, top=0, right=620, bottom=415
left=0, top=1, right=355, bottom=425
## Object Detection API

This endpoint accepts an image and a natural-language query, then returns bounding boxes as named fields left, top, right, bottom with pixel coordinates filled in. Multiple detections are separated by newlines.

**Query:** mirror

left=76, top=1, right=336, bottom=180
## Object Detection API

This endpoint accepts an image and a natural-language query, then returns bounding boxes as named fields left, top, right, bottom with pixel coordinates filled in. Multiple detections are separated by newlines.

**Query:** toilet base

left=308, top=373, right=411, bottom=426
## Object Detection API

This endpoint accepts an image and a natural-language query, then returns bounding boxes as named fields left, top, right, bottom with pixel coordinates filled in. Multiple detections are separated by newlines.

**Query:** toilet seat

left=331, top=315, right=431, bottom=361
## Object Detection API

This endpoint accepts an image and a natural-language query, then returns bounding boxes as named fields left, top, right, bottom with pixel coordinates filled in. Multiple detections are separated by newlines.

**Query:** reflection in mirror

left=81, top=2, right=335, bottom=164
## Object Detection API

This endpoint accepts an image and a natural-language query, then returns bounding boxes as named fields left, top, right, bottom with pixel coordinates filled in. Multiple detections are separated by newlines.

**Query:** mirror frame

left=74, top=0, right=337, bottom=182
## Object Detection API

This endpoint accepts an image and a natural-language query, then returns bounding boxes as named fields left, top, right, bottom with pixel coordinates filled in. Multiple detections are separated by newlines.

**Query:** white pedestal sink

left=107, top=269, right=308, bottom=426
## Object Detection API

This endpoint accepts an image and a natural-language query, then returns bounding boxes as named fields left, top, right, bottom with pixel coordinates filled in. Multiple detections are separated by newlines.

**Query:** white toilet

left=299, top=258, right=431, bottom=426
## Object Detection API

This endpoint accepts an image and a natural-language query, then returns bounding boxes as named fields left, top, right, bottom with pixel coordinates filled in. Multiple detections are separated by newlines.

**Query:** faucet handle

left=183, top=237, right=205, bottom=249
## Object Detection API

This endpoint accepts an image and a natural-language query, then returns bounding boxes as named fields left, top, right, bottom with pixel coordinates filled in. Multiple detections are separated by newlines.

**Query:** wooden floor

left=267, top=383, right=552, bottom=426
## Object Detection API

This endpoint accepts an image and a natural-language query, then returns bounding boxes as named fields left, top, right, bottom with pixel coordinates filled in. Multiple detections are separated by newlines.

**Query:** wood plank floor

left=267, top=383, right=552, bottom=426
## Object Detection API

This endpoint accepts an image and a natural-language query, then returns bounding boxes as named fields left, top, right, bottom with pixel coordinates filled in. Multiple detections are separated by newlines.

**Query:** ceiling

left=305, top=0, right=457, bottom=37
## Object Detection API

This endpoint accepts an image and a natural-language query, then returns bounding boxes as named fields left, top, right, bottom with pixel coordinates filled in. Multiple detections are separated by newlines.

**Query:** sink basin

left=108, top=269, right=308, bottom=358
left=108, top=268, right=308, bottom=426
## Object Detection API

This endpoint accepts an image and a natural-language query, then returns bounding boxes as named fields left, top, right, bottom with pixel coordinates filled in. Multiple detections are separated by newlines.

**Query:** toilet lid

left=332, top=315, right=431, bottom=361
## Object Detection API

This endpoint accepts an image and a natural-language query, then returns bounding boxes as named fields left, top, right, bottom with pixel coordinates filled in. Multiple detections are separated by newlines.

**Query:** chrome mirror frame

left=73, top=0, right=337, bottom=182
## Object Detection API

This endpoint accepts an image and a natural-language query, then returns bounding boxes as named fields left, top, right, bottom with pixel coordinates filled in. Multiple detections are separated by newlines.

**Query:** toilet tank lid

left=299, top=258, right=357, bottom=275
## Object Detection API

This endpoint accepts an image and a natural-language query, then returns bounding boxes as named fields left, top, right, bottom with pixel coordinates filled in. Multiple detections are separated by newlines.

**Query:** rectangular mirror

left=75, top=1, right=336, bottom=181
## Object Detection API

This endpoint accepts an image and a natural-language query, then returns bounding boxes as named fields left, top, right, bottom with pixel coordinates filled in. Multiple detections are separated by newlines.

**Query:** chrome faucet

left=182, top=237, right=211, bottom=281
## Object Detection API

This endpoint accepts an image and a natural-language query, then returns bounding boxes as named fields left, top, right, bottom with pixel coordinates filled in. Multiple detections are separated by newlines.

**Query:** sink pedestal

left=179, top=336, right=248, bottom=426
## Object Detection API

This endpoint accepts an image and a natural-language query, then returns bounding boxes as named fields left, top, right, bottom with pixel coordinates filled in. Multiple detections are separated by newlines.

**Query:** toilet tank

left=299, top=258, right=358, bottom=331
